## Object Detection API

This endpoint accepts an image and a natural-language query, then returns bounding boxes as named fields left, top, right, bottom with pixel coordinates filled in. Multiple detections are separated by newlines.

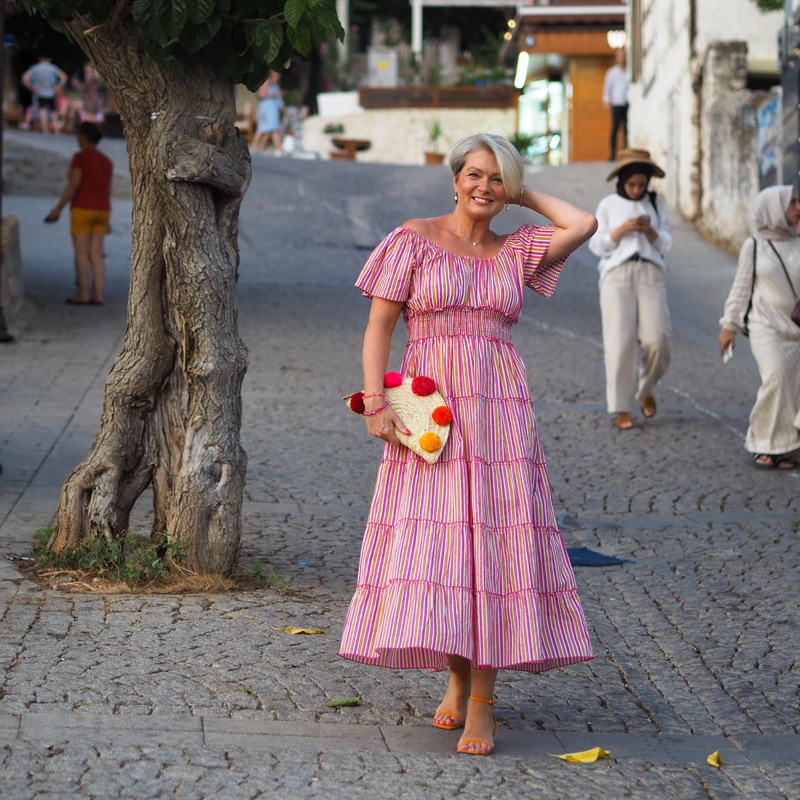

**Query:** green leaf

left=188, top=0, right=217, bottom=24
left=326, top=697, right=361, bottom=708
left=254, top=23, right=283, bottom=65
left=154, top=0, right=190, bottom=38
left=179, top=15, right=223, bottom=54
left=133, top=0, right=169, bottom=47
left=286, top=22, right=311, bottom=56
left=284, top=0, right=309, bottom=31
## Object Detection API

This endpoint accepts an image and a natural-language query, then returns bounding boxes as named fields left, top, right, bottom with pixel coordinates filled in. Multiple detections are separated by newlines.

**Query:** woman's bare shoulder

left=401, top=217, right=449, bottom=237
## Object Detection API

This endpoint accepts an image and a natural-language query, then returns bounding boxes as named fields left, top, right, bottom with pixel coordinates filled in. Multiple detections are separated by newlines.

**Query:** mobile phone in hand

left=722, top=343, right=733, bottom=364
left=638, top=214, right=650, bottom=223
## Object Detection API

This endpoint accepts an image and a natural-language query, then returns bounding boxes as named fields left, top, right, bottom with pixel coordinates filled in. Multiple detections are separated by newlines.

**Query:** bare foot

left=616, top=412, right=634, bottom=430
left=456, top=696, right=496, bottom=755
left=433, top=669, right=470, bottom=729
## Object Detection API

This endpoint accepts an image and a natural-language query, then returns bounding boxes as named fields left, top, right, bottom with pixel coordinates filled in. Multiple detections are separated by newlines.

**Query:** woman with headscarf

left=589, top=148, right=672, bottom=429
left=719, top=185, right=800, bottom=469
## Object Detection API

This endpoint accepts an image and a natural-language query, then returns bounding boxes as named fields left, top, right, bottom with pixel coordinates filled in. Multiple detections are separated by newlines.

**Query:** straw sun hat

left=345, top=373, right=453, bottom=464
left=606, top=148, right=665, bottom=181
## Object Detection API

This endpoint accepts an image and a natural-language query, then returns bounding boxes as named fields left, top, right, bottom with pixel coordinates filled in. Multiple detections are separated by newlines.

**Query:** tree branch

left=166, top=135, right=249, bottom=196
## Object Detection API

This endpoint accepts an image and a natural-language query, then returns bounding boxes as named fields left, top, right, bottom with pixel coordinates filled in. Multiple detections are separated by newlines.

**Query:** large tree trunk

left=49, top=7, right=250, bottom=575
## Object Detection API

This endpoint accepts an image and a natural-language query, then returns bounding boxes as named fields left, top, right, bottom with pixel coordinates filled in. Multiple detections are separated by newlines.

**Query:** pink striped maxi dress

left=340, top=224, right=593, bottom=673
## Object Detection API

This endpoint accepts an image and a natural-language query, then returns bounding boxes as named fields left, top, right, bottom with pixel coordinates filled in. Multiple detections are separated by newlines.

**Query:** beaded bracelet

left=363, top=401, right=389, bottom=416
left=363, top=392, right=386, bottom=400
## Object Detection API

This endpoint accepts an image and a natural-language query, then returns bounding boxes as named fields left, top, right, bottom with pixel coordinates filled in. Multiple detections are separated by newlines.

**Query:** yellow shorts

left=70, top=207, right=110, bottom=235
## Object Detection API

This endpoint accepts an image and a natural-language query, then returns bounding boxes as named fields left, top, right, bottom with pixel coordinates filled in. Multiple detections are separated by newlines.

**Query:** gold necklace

left=452, top=221, right=491, bottom=247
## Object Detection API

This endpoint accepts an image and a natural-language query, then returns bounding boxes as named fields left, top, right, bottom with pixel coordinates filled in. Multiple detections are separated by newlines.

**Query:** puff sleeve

left=355, top=226, right=417, bottom=302
left=510, top=224, right=565, bottom=298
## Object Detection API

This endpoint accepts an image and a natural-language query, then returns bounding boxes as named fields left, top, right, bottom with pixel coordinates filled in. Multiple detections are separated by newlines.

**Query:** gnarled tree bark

left=49, top=6, right=250, bottom=575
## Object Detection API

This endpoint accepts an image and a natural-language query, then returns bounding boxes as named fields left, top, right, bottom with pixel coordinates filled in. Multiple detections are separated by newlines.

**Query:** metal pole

left=0, top=0, right=12, bottom=343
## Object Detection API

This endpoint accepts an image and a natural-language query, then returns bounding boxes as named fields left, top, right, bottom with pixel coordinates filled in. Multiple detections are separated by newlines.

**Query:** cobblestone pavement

left=0, top=135, right=798, bottom=798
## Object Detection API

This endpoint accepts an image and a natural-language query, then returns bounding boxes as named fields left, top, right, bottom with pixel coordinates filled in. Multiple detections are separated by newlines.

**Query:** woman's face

left=785, top=192, right=800, bottom=227
left=623, top=173, right=649, bottom=201
left=453, top=150, right=508, bottom=218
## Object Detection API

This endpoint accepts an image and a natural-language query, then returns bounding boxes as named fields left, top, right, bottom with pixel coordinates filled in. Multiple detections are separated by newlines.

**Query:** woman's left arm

left=518, top=185, right=597, bottom=264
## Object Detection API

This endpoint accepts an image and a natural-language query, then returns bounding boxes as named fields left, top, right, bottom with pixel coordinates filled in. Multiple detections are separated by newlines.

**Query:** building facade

left=626, top=0, right=782, bottom=221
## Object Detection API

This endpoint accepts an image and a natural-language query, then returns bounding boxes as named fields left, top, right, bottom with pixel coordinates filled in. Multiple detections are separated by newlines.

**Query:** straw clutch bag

left=344, top=372, right=453, bottom=464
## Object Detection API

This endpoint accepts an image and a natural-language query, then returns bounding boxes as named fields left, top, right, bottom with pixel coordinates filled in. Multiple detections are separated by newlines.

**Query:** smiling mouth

left=472, top=197, right=492, bottom=204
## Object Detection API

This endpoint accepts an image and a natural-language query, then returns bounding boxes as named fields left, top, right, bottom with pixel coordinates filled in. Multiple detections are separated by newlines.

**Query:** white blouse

left=589, top=192, right=672, bottom=284
left=720, top=236, right=800, bottom=339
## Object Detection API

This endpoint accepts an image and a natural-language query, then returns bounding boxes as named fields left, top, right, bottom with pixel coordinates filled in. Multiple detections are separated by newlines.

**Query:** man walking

left=603, top=49, right=629, bottom=161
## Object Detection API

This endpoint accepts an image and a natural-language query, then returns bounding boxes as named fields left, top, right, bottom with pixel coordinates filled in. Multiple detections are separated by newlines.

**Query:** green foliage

left=323, top=121, right=344, bottom=134
left=508, top=131, right=535, bottom=156
left=426, top=118, right=443, bottom=150
left=750, top=0, right=783, bottom=11
left=33, top=526, right=187, bottom=584
left=18, top=0, right=344, bottom=91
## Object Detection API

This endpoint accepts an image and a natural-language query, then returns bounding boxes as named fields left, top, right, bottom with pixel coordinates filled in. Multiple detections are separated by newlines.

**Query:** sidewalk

left=0, top=133, right=798, bottom=799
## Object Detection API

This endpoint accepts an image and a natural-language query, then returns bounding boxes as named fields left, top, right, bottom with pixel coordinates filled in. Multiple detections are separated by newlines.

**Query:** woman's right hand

left=718, top=329, right=736, bottom=355
left=365, top=406, right=410, bottom=445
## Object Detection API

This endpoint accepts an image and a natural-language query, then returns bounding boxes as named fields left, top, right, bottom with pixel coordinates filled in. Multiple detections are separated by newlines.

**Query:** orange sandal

left=432, top=668, right=470, bottom=730
left=456, top=695, right=497, bottom=755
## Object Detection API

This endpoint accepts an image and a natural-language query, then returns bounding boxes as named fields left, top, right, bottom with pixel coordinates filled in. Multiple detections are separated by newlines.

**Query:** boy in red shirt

left=46, top=122, right=113, bottom=305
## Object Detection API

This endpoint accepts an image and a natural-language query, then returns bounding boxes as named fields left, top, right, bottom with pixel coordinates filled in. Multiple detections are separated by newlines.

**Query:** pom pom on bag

left=343, top=374, right=453, bottom=464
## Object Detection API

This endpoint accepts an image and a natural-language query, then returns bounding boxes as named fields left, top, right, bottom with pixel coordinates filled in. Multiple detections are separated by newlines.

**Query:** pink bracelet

left=362, top=392, right=386, bottom=400
left=363, top=401, right=389, bottom=416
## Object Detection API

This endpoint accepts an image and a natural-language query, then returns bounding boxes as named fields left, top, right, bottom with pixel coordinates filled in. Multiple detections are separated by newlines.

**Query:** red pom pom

left=349, top=392, right=365, bottom=414
left=411, top=375, right=436, bottom=396
left=432, top=405, right=452, bottom=426
left=384, top=371, right=403, bottom=388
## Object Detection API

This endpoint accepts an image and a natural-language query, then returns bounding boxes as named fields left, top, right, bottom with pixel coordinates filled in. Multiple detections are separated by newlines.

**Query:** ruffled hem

left=340, top=581, right=593, bottom=672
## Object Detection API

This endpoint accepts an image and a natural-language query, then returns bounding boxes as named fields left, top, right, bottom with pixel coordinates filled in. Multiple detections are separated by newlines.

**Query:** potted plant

left=425, top=119, right=445, bottom=165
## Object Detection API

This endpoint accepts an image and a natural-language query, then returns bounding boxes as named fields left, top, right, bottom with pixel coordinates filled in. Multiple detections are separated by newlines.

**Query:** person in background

left=603, top=49, right=628, bottom=161
left=45, top=122, right=113, bottom=305
left=252, top=71, right=284, bottom=155
left=21, top=54, right=68, bottom=134
left=590, top=148, right=672, bottom=430
left=72, top=63, right=107, bottom=125
left=719, top=186, right=800, bottom=469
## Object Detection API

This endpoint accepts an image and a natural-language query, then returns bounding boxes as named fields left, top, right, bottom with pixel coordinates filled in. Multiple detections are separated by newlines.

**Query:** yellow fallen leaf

left=272, top=626, right=324, bottom=635
left=707, top=751, right=722, bottom=768
left=550, top=747, right=610, bottom=763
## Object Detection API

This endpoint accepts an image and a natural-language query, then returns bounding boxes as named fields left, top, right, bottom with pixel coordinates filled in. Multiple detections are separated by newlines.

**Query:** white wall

left=628, top=0, right=782, bottom=219
left=696, top=0, right=782, bottom=65
left=301, top=104, right=518, bottom=165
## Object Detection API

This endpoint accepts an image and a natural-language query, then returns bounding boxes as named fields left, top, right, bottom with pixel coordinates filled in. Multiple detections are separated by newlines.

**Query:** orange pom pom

left=418, top=432, right=442, bottom=453
left=431, top=406, right=452, bottom=426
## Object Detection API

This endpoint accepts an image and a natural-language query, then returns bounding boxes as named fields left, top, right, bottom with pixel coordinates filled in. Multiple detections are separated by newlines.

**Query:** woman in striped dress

left=340, top=133, right=597, bottom=755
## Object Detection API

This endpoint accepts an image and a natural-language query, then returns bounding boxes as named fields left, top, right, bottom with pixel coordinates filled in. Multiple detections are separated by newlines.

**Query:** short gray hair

left=448, top=133, right=524, bottom=202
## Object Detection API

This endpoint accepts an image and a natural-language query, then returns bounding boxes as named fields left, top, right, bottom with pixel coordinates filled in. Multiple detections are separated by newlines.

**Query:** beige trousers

left=599, top=259, right=671, bottom=414
left=745, top=324, right=800, bottom=455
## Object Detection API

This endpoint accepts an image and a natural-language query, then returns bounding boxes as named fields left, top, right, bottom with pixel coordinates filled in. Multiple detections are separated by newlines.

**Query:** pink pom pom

left=411, top=375, right=436, bottom=396
left=384, top=371, right=403, bottom=388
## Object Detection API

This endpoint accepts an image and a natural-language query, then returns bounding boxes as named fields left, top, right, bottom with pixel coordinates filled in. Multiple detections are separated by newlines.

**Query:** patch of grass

left=33, top=527, right=186, bottom=584
left=266, top=570, right=288, bottom=595
left=27, top=528, right=288, bottom=595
